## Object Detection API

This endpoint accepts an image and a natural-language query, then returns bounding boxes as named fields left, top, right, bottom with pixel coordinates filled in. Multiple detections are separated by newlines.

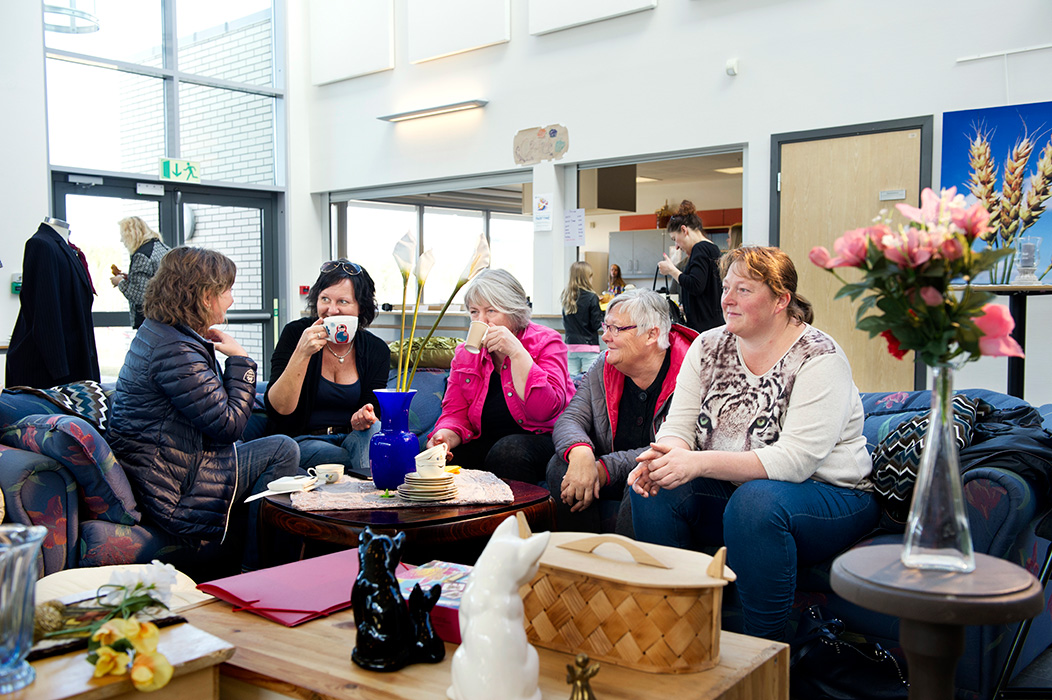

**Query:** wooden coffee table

left=182, top=599, right=788, bottom=700
left=260, top=478, right=555, bottom=565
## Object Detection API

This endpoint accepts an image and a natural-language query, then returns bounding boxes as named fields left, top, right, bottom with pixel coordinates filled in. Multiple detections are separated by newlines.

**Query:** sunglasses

left=320, top=259, right=362, bottom=275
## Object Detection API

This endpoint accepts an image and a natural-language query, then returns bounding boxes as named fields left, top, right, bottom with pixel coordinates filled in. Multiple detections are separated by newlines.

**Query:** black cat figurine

left=408, top=583, right=445, bottom=664
left=350, top=528, right=446, bottom=671
left=352, top=528, right=413, bottom=671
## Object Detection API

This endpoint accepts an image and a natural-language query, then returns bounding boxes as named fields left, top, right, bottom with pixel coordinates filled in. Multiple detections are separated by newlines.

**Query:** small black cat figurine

left=408, top=583, right=445, bottom=664
left=351, top=527, right=445, bottom=671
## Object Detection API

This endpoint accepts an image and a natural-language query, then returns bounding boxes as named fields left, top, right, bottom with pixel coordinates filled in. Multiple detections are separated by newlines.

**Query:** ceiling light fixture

left=378, top=99, right=488, bottom=123
left=715, top=167, right=744, bottom=175
left=43, top=0, right=100, bottom=34
left=635, top=176, right=661, bottom=183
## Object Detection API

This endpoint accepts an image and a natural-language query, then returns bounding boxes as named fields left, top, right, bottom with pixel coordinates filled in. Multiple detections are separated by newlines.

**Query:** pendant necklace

left=327, top=344, right=353, bottom=363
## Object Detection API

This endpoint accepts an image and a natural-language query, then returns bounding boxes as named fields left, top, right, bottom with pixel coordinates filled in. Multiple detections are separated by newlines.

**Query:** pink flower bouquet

left=810, top=187, right=1024, bottom=366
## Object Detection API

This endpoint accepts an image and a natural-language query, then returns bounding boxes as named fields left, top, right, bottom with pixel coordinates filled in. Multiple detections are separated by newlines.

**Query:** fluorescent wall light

left=378, top=99, right=488, bottom=123
left=635, top=176, right=661, bottom=183
left=715, top=167, right=743, bottom=175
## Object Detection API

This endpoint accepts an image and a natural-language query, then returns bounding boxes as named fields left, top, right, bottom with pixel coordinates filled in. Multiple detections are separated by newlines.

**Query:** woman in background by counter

left=561, top=261, right=603, bottom=375
left=656, top=200, right=723, bottom=333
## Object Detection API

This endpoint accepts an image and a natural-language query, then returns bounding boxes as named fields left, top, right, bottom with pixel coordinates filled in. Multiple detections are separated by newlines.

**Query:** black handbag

left=790, top=606, right=909, bottom=700
left=652, top=266, right=686, bottom=325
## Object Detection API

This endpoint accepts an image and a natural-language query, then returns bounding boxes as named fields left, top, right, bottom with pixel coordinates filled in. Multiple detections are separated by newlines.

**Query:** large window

left=44, top=0, right=282, bottom=185
left=336, top=200, right=534, bottom=309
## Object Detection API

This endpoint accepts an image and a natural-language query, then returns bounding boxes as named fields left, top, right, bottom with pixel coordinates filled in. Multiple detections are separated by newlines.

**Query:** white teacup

left=308, top=464, right=344, bottom=484
left=322, top=315, right=358, bottom=345
left=415, top=464, right=445, bottom=479
left=465, top=321, right=488, bottom=354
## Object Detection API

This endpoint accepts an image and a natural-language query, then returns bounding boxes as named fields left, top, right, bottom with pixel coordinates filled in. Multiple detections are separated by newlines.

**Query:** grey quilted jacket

left=552, top=324, right=698, bottom=485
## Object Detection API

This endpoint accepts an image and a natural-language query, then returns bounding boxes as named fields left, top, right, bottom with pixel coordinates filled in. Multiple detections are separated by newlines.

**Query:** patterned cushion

left=870, top=395, right=987, bottom=521
left=0, top=381, right=112, bottom=433
left=0, top=414, right=139, bottom=525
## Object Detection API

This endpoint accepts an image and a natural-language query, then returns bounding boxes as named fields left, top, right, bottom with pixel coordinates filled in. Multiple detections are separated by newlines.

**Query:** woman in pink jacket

left=427, top=269, right=575, bottom=483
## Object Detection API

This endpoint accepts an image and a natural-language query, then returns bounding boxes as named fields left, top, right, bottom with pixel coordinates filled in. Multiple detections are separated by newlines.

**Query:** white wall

left=0, top=3, right=50, bottom=382
left=288, top=0, right=1052, bottom=403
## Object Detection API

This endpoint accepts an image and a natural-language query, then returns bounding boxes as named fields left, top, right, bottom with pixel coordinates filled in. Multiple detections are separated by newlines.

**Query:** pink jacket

left=432, top=322, right=575, bottom=444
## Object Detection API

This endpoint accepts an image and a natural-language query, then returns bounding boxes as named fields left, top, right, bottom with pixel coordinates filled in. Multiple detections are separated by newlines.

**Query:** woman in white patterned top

left=628, top=246, right=878, bottom=642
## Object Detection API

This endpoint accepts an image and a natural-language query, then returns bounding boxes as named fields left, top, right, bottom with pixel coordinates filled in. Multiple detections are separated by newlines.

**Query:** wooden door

left=778, top=129, right=922, bottom=392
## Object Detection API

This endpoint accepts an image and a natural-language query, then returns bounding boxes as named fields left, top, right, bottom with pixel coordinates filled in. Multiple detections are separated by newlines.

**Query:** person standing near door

left=657, top=200, right=723, bottom=333
left=110, top=216, right=170, bottom=329
left=6, top=216, right=100, bottom=388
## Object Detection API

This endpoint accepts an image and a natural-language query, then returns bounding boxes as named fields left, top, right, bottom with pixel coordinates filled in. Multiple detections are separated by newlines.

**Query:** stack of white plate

left=397, top=471, right=457, bottom=502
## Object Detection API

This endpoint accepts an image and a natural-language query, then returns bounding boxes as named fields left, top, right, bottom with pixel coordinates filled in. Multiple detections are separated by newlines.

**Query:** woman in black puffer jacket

left=108, top=247, right=300, bottom=571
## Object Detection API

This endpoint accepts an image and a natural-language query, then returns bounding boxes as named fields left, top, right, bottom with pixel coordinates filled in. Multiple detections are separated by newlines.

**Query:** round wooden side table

left=831, top=544, right=1043, bottom=700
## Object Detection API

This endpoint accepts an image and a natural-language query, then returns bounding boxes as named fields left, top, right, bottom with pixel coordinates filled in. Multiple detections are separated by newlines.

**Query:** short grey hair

left=606, top=289, right=671, bottom=350
left=463, top=269, right=531, bottom=331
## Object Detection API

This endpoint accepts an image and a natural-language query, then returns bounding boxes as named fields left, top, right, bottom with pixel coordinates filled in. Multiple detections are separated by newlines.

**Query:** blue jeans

left=230, top=435, right=302, bottom=570
left=631, top=477, right=879, bottom=641
left=567, top=351, right=600, bottom=376
left=294, top=423, right=379, bottom=472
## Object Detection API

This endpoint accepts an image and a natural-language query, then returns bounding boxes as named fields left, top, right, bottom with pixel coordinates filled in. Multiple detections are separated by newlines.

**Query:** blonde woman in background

left=110, top=216, right=170, bottom=329
left=561, top=261, right=603, bottom=376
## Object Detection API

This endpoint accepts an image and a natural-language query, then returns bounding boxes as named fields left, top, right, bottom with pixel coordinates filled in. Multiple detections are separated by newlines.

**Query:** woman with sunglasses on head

left=264, top=259, right=391, bottom=472
left=426, top=269, right=575, bottom=483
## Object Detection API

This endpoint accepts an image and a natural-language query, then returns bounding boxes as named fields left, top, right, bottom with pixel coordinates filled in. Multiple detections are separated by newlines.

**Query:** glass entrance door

left=53, top=173, right=278, bottom=380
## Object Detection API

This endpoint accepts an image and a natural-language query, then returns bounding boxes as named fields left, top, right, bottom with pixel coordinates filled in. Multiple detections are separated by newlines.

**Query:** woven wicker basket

left=521, top=532, right=735, bottom=674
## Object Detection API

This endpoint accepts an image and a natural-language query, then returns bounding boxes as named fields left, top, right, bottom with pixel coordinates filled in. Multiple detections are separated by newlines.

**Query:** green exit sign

left=159, top=158, right=201, bottom=183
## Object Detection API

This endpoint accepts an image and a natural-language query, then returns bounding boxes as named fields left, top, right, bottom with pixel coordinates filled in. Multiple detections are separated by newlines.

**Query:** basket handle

left=556, top=535, right=671, bottom=569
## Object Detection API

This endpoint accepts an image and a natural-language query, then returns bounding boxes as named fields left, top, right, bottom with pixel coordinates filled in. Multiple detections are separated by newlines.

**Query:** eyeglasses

left=601, top=322, right=638, bottom=337
left=320, top=259, right=362, bottom=275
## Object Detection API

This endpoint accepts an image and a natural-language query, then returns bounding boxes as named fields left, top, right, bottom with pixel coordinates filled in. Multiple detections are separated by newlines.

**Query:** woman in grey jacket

left=546, top=289, right=697, bottom=533
left=108, top=247, right=300, bottom=572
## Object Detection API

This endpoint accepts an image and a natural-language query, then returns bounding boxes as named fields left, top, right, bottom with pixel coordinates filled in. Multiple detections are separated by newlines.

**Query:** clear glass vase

left=0, top=524, right=48, bottom=693
left=900, top=364, right=976, bottom=572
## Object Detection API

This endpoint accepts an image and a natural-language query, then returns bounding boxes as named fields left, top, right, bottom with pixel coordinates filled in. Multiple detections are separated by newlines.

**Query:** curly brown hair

left=719, top=246, right=814, bottom=324
left=143, top=247, right=236, bottom=333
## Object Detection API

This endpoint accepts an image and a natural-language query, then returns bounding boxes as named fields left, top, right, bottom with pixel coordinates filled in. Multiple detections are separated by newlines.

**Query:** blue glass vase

left=370, top=389, right=420, bottom=491
left=1, top=524, right=47, bottom=693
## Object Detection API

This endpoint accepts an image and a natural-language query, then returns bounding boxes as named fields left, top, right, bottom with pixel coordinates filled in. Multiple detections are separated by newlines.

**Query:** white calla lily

left=392, top=230, right=416, bottom=281
left=415, top=249, right=436, bottom=284
left=456, top=234, right=491, bottom=288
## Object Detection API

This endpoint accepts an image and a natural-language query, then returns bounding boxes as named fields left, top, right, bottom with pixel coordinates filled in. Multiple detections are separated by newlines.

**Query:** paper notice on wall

left=563, top=208, right=584, bottom=246
left=534, top=193, right=553, bottom=231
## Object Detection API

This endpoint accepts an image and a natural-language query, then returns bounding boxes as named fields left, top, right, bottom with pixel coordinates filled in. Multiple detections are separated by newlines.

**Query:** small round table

left=831, top=544, right=1043, bottom=700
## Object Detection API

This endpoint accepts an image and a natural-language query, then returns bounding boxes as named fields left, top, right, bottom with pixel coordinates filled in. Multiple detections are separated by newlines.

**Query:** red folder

left=198, top=549, right=389, bottom=626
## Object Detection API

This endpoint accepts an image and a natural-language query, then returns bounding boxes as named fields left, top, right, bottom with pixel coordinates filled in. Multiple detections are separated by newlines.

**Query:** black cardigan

left=562, top=289, right=603, bottom=346
left=678, top=240, right=724, bottom=333
left=264, top=318, right=391, bottom=437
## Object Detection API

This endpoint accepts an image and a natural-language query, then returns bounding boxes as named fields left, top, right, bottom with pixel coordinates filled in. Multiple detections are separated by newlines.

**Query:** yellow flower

left=91, top=618, right=139, bottom=647
left=126, top=620, right=160, bottom=653
left=92, top=646, right=130, bottom=677
left=130, top=650, right=174, bottom=692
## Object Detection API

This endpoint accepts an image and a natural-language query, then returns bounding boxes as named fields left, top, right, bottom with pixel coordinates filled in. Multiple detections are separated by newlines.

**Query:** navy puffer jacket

left=108, top=319, right=257, bottom=540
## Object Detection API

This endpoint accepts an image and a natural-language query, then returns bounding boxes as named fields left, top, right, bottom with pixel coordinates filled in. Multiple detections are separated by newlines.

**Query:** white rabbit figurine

left=447, top=514, right=550, bottom=700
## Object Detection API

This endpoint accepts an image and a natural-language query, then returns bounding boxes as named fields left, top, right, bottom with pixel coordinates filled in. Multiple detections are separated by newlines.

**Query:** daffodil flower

left=130, top=650, right=174, bottom=692
left=91, top=618, right=140, bottom=647
left=91, top=646, right=130, bottom=678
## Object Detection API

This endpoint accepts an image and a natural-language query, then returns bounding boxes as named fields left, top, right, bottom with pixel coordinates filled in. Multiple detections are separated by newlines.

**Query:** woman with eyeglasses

left=264, top=259, right=391, bottom=472
left=629, top=247, right=877, bottom=642
left=108, top=247, right=301, bottom=573
left=656, top=200, right=723, bottom=333
left=426, top=269, right=575, bottom=483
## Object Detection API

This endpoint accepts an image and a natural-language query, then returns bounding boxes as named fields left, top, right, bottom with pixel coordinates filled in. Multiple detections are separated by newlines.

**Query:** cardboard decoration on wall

left=408, top=0, right=510, bottom=64
left=513, top=125, right=569, bottom=165
left=942, top=100, right=1052, bottom=284
left=529, top=0, right=657, bottom=36
left=309, top=0, right=393, bottom=85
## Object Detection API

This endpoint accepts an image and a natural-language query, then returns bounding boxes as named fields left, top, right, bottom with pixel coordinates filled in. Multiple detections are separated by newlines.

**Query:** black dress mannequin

left=6, top=217, right=101, bottom=388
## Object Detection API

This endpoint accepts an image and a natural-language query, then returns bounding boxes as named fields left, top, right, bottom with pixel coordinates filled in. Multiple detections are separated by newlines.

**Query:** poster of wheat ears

left=942, top=100, right=1052, bottom=284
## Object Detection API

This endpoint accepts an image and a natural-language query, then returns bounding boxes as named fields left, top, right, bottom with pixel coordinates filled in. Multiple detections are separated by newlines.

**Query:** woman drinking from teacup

left=426, top=269, right=575, bottom=483
left=107, top=247, right=301, bottom=573
left=265, top=259, right=391, bottom=472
